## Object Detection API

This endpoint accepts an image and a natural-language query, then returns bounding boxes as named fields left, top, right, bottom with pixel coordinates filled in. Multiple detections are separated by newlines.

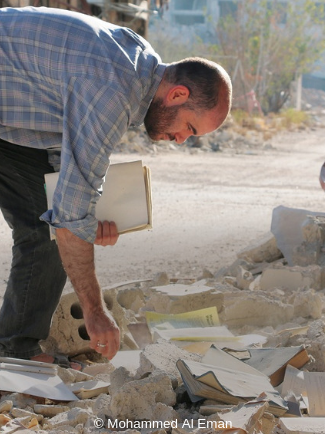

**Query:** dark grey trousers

left=0, top=139, right=66, bottom=358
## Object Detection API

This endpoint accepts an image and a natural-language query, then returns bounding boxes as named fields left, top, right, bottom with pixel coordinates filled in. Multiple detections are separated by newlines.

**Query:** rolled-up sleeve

left=41, top=77, right=130, bottom=243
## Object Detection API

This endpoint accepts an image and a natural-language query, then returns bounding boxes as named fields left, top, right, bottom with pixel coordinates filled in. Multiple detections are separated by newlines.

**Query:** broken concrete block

left=260, top=264, right=323, bottom=291
left=290, top=215, right=325, bottom=266
left=236, top=266, right=254, bottom=290
left=237, top=232, right=283, bottom=263
left=42, top=287, right=138, bottom=356
left=151, top=402, right=180, bottom=424
left=117, top=287, right=146, bottom=313
left=249, top=274, right=261, bottom=291
left=0, top=393, right=37, bottom=410
left=136, top=340, right=201, bottom=383
left=291, top=289, right=322, bottom=319
left=143, top=281, right=224, bottom=316
left=223, top=292, right=294, bottom=327
left=152, top=272, right=170, bottom=286
left=271, top=205, right=325, bottom=266
left=225, top=258, right=254, bottom=278
left=92, top=393, right=112, bottom=420
left=11, top=408, right=43, bottom=423
left=109, top=366, right=136, bottom=396
left=33, top=405, right=70, bottom=418
left=110, top=371, right=176, bottom=420
left=44, top=408, right=92, bottom=429
left=47, top=425, right=81, bottom=434
left=0, top=400, right=13, bottom=413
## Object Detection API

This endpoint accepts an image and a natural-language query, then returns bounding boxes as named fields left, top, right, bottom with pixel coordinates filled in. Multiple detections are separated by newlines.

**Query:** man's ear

left=165, top=85, right=190, bottom=107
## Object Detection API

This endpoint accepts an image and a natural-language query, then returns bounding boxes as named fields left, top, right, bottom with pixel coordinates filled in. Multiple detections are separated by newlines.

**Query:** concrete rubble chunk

left=0, top=393, right=37, bottom=410
left=291, top=289, right=322, bottom=319
left=143, top=281, right=224, bottom=316
left=236, top=266, right=254, bottom=290
left=260, top=263, right=323, bottom=291
left=223, top=258, right=255, bottom=278
left=136, top=340, right=201, bottom=382
left=109, top=366, right=136, bottom=396
left=11, top=407, right=43, bottom=422
left=34, top=404, right=70, bottom=417
left=48, top=425, right=82, bottom=434
left=44, top=407, right=92, bottom=429
left=223, top=292, right=294, bottom=327
left=237, top=232, right=283, bottom=263
left=0, top=400, right=13, bottom=413
left=271, top=205, right=325, bottom=266
left=110, top=370, right=176, bottom=420
left=92, top=393, right=112, bottom=419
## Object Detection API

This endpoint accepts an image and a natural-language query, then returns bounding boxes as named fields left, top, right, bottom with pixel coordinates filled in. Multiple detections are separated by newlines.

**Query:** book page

left=304, top=372, right=325, bottom=416
left=44, top=160, right=151, bottom=236
left=281, top=364, right=306, bottom=398
left=96, top=160, right=150, bottom=233
left=145, top=306, right=220, bottom=331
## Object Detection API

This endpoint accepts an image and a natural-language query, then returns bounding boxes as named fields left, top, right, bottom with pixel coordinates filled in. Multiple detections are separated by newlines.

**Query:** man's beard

left=144, top=98, right=180, bottom=141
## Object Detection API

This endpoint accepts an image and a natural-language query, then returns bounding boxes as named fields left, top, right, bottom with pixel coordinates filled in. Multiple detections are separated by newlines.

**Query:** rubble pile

left=1, top=205, right=325, bottom=434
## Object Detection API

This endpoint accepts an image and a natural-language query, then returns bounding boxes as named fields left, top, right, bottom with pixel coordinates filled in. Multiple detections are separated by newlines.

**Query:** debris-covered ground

left=1, top=103, right=325, bottom=433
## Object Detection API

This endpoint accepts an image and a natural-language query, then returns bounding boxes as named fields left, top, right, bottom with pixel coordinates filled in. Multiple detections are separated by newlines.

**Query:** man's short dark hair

left=164, top=57, right=229, bottom=112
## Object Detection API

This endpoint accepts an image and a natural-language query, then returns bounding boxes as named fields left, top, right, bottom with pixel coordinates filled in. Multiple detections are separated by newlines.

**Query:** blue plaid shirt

left=0, top=6, right=165, bottom=242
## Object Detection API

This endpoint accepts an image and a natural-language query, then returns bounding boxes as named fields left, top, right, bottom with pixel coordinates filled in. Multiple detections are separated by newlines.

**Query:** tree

left=213, top=0, right=325, bottom=113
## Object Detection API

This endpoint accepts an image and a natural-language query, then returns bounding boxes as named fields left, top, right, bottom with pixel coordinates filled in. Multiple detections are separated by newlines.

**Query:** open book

left=223, top=345, right=310, bottom=387
left=176, top=346, right=288, bottom=417
left=45, top=160, right=152, bottom=238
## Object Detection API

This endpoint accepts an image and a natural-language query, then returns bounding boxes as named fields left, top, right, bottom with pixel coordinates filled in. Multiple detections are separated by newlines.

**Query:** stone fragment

left=225, top=258, right=254, bottom=278
left=109, top=366, right=135, bottom=396
left=271, top=205, right=325, bottom=266
left=48, top=424, right=81, bottom=434
left=34, top=404, right=70, bottom=417
left=0, top=414, right=11, bottom=427
left=143, top=280, right=224, bottom=316
left=0, top=393, right=37, bottom=410
left=93, top=393, right=112, bottom=419
left=152, top=272, right=170, bottom=286
left=292, top=215, right=325, bottom=266
left=11, top=407, right=43, bottom=422
left=260, top=264, right=323, bottom=291
left=298, top=319, right=325, bottom=372
left=291, top=289, right=323, bottom=319
left=83, top=363, right=114, bottom=378
left=136, top=340, right=201, bottom=383
left=223, top=292, right=294, bottom=327
left=0, top=400, right=13, bottom=413
left=117, top=287, right=146, bottom=313
left=44, top=408, right=92, bottom=429
left=237, top=232, right=283, bottom=263
left=236, top=266, right=254, bottom=290
left=110, top=371, right=176, bottom=420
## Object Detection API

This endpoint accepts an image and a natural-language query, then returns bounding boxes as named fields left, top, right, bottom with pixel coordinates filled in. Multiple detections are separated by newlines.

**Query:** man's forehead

left=190, top=109, right=222, bottom=136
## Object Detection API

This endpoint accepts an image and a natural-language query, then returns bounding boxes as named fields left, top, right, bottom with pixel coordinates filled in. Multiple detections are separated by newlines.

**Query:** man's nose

left=174, top=132, right=192, bottom=144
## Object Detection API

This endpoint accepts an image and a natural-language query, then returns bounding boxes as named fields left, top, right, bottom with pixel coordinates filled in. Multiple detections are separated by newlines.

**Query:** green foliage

left=214, top=0, right=325, bottom=114
left=279, top=108, right=310, bottom=127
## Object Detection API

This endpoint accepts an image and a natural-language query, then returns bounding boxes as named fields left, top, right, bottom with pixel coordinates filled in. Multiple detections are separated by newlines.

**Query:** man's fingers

left=95, top=221, right=119, bottom=246
left=89, top=330, right=120, bottom=359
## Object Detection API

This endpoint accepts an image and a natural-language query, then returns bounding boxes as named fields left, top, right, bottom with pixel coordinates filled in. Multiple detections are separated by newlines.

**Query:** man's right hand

left=85, top=308, right=120, bottom=360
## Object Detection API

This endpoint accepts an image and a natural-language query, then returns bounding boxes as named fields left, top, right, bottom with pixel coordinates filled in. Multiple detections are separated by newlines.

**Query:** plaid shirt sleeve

left=41, top=78, right=131, bottom=243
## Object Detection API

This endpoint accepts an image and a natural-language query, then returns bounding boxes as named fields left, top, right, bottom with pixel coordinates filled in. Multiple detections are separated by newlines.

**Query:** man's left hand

left=95, top=221, right=119, bottom=246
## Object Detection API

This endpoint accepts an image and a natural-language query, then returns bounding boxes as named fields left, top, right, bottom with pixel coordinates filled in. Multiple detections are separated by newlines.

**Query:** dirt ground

left=1, top=127, right=325, bottom=298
